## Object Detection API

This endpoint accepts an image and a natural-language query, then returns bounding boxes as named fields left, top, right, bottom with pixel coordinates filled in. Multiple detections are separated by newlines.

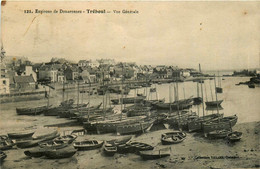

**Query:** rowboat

left=8, top=131, right=35, bottom=139
left=16, top=105, right=49, bottom=116
left=54, top=134, right=77, bottom=144
left=0, top=135, right=15, bottom=151
left=127, top=142, right=154, bottom=154
left=227, top=131, right=242, bottom=142
left=106, top=136, right=132, bottom=146
left=24, top=147, right=47, bottom=158
left=161, top=131, right=186, bottom=145
left=73, top=140, right=104, bottom=151
left=103, top=143, right=117, bottom=156
left=44, top=146, right=77, bottom=159
left=32, top=130, right=59, bottom=140
left=207, top=130, right=231, bottom=139
left=39, top=140, right=68, bottom=149
left=139, top=148, right=170, bottom=160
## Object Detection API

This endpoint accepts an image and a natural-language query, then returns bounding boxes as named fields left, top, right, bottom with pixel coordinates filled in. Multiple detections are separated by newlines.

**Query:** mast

left=169, top=84, right=172, bottom=113
left=214, top=74, right=219, bottom=115
left=199, top=64, right=205, bottom=118
left=77, top=78, right=79, bottom=109
left=62, top=80, right=65, bottom=102
left=120, top=64, right=124, bottom=121
left=209, top=80, right=214, bottom=101
left=88, top=80, right=91, bottom=122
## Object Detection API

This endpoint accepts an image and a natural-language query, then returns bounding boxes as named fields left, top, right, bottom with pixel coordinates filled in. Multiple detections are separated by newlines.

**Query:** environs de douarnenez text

left=30, top=9, right=139, bottom=14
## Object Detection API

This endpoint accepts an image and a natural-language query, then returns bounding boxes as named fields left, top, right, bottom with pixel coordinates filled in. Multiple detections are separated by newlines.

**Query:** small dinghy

left=127, top=142, right=154, bottom=154
left=140, top=148, right=171, bottom=160
left=227, top=131, right=242, bottom=142
left=106, top=136, right=132, bottom=146
left=208, top=130, right=230, bottom=139
left=45, top=146, right=77, bottom=159
left=161, top=131, right=186, bottom=145
left=39, top=140, right=68, bottom=149
left=8, top=131, right=35, bottom=139
left=117, top=143, right=133, bottom=154
left=54, top=134, right=77, bottom=144
left=0, top=135, right=15, bottom=150
left=73, top=140, right=104, bottom=151
left=24, top=147, right=48, bottom=158
left=32, top=130, right=59, bottom=140
left=103, top=143, right=117, bottom=156
left=0, top=151, right=7, bottom=162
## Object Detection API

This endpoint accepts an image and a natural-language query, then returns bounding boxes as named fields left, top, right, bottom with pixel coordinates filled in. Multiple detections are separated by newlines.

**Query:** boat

left=187, top=113, right=224, bottom=132
left=16, top=105, right=50, bottom=116
left=216, top=72, right=223, bottom=93
left=8, top=131, right=35, bottom=139
left=111, top=96, right=146, bottom=105
left=161, top=131, right=186, bottom=145
left=207, top=130, right=230, bottom=139
left=44, top=146, right=77, bottom=159
left=73, top=140, right=104, bottom=151
left=205, top=100, right=223, bottom=107
left=103, top=143, right=117, bottom=156
left=139, top=148, right=171, bottom=160
left=0, top=135, right=15, bottom=151
left=39, top=140, right=68, bottom=149
left=54, top=134, right=77, bottom=144
left=154, top=98, right=193, bottom=110
left=0, top=151, right=7, bottom=162
left=248, top=83, right=255, bottom=88
left=116, top=119, right=154, bottom=135
left=227, top=131, right=242, bottom=142
left=24, top=147, right=48, bottom=158
left=32, top=130, right=59, bottom=140
left=203, top=115, right=238, bottom=134
left=127, top=142, right=154, bottom=154
left=117, top=143, right=133, bottom=154
left=106, top=136, right=132, bottom=145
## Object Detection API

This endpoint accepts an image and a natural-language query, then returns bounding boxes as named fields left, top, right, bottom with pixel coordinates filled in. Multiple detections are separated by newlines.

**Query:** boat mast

left=62, top=79, right=65, bottom=102
left=88, top=80, right=91, bottom=122
left=213, top=74, right=220, bottom=116
left=209, top=80, right=214, bottom=101
left=120, top=64, right=124, bottom=121
left=199, top=64, right=205, bottom=118
left=77, top=78, right=79, bottom=109
left=169, top=84, right=172, bottom=113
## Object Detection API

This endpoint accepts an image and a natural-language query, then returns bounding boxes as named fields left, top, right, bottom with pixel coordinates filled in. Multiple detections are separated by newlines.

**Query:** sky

left=1, top=1, right=260, bottom=70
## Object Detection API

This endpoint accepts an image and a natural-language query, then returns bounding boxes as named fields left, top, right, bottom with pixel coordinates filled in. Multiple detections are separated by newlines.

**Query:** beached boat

left=0, top=151, right=7, bottom=162
left=187, top=113, right=224, bottom=132
left=44, top=146, right=77, bottom=159
left=39, top=140, right=68, bottom=149
left=32, top=130, right=59, bottom=140
left=106, top=136, right=132, bottom=146
left=205, top=100, right=223, bottom=107
left=24, top=147, right=47, bottom=158
left=227, top=131, right=242, bottom=142
left=111, top=96, right=146, bottom=105
left=207, top=130, right=230, bottom=139
left=73, top=140, right=104, bottom=151
left=16, top=105, right=50, bottom=116
left=161, top=131, right=186, bottom=145
left=154, top=98, right=193, bottom=110
left=54, top=134, right=77, bottom=144
left=139, top=148, right=171, bottom=160
left=8, top=131, right=35, bottom=139
left=116, top=119, right=154, bottom=135
left=127, top=142, right=154, bottom=153
left=203, top=115, right=238, bottom=134
left=103, top=143, right=117, bottom=156
left=0, top=135, right=15, bottom=151
left=117, top=143, right=133, bottom=154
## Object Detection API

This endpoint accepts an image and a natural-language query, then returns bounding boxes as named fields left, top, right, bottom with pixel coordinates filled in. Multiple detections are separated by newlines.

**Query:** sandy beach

left=1, top=120, right=259, bottom=169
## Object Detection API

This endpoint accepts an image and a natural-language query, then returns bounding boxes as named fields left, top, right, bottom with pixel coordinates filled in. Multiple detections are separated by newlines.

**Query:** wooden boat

left=111, top=96, right=146, bottom=105
left=106, top=136, right=132, bottom=145
left=0, top=135, right=15, bottom=151
left=16, top=105, right=49, bottom=116
left=227, top=131, right=242, bottom=142
left=73, top=140, right=104, bottom=151
left=139, top=148, right=170, bottom=160
left=39, top=140, right=68, bottom=149
left=44, top=146, right=77, bottom=159
left=154, top=98, right=193, bottom=110
left=117, top=143, right=133, bottom=154
left=207, top=130, right=230, bottom=139
left=116, top=119, right=154, bottom=135
left=126, top=107, right=151, bottom=117
left=203, top=115, right=238, bottom=134
left=54, top=134, right=77, bottom=144
left=127, top=142, right=154, bottom=153
left=0, top=151, right=7, bottom=162
left=205, top=100, right=223, bottom=107
left=187, top=113, right=224, bottom=132
left=161, top=131, right=186, bottom=145
left=24, top=147, right=47, bottom=158
left=103, top=143, right=117, bottom=156
left=8, top=131, right=35, bottom=139
left=32, top=130, right=59, bottom=140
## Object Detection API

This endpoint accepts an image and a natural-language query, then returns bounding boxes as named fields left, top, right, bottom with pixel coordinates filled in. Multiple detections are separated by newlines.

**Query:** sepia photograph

left=0, top=1, right=259, bottom=169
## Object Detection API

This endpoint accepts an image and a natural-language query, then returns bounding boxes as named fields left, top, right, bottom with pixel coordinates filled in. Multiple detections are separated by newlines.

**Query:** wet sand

left=1, top=121, right=259, bottom=169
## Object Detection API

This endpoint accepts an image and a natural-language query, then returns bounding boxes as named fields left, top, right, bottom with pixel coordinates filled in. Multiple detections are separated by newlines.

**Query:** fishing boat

left=205, top=100, right=223, bottom=107
left=54, top=134, right=77, bottom=144
left=227, top=131, right=242, bottom=142
left=16, top=105, right=50, bottom=116
left=203, top=115, right=238, bottom=134
left=44, top=146, right=77, bottom=159
left=24, top=147, right=47, bottom=158
left=207, top=129, right=230, bottom=139
left=0, top=151, right=7, bottom=162
left=187, top=113, right=224, bottom=132
left=127, top=142, right=154, bottom=154
left=161, top=131, right=186, bottom=145
left=111, top=96, right=146, bottom=105
left=116, top=119, right=154, bottom=135
left=39, top=140, right=68, bottom=149
left=103, top=143, right=117, bottom=156
left=73, top=140, right=104, bottom=151
left=8, top=131, right=35, bottom=139
left=139, top=148, right=171, bottom=160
